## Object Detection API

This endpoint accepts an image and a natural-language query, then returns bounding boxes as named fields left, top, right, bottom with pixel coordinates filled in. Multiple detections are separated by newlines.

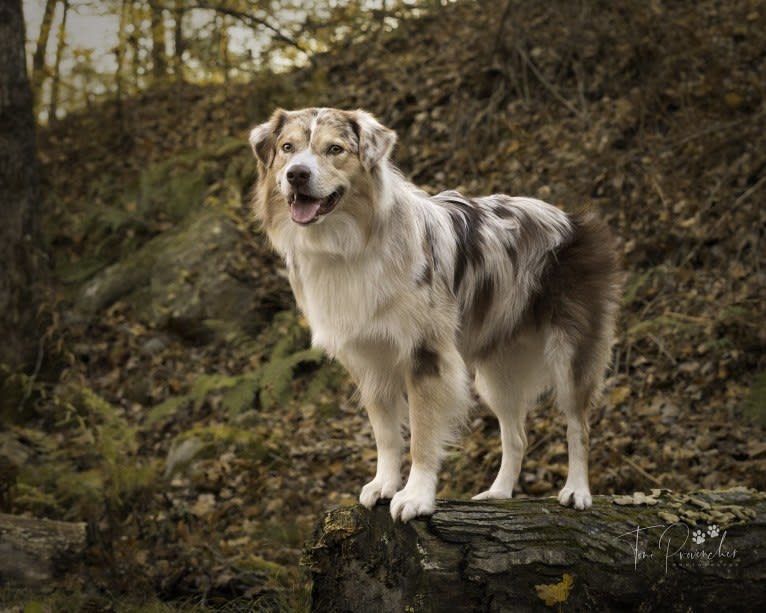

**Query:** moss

left=174, top=424, right=270, bottom=462
left=235, top=555, right=285, bottom=576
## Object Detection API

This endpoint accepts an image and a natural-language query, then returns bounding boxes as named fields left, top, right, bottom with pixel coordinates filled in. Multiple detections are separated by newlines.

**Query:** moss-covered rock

left=74, top=208, right=274, bottom=344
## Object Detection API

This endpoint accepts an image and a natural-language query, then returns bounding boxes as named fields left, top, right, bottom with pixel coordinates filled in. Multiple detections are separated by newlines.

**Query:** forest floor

left=2, top=1, right=765, bottom=611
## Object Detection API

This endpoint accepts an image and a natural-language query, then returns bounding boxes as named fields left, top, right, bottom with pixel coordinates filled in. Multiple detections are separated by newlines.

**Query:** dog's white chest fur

left=291, top=250, right=423, bottom=359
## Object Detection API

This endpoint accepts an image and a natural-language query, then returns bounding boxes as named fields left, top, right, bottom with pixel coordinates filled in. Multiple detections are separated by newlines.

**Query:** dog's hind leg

left=556, top=380, right=594, bottom=510
left=472, top=339, right=549, bottom=500
left=548, top=330, right=595, bottom=511
left=390, top=342, right=471, bottom=522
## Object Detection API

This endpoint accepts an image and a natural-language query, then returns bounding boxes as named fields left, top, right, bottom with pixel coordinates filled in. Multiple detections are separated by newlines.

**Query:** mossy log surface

left=0, top=513, right=87, bottom=586
left=305, top=489, right=766, bottom=612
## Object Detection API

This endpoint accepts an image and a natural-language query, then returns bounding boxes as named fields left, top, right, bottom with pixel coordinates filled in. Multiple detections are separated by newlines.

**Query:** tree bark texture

left=306, top=489, right=766, bottom=612
left=0, top=513, right=87, bottom=586
left=0, top=0, right=43, bottom=373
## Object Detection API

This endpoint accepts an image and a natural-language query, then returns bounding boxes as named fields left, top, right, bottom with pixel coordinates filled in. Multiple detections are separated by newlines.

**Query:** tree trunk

left=0, top=0, right=44, bottom=376
left=48, top=0, right=68, bottom=121
left=173, top=0, right=185, bottom=81
left=0, top=513, right=87, bottom=586
left=149, top=0, right=167, bottom=79
left=128, top=1, right=142, bottom=89
left=115, top=0, right=129, bottom=112
left=31, top=0, right=58, bottom=107
left=306, top=489, right=766, bottom=612
left=218, top=14, right=230, bottom=83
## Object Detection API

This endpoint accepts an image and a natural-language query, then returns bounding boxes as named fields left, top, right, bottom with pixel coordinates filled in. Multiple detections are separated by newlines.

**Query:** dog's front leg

left=359, top=388, right=407, bottom=508
left=390, top=343, right=471, bottom=522
left=341, top=346, right=408, bottom=510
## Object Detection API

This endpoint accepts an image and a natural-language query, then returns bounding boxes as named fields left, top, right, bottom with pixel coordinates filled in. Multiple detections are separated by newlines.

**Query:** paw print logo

left=707, top=524, right=720, bottom=538
left=692, top=529, right=706, bottom=545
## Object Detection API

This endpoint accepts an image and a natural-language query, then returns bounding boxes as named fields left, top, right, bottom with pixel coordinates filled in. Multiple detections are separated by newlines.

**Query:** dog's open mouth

left=288, top=188, right=344, bottom=225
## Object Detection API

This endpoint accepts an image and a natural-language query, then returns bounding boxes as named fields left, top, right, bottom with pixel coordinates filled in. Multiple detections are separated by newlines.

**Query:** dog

left=249, top=107, right=622, bottom=522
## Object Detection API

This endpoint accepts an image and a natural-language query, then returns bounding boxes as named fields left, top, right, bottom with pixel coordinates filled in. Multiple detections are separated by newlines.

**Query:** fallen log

left=0, top=512, right=87, bottom=586
left=305, top=488, right=766, bottom=612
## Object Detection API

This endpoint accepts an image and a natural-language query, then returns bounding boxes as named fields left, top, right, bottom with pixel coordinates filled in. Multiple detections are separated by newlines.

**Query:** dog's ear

left=353, top=110, right=396, bottom=171
left=249, top=109, right=287, bottom=167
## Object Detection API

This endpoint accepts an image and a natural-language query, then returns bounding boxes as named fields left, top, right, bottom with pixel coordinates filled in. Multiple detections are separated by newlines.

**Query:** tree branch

left=178, top=2, right=308, bottom=57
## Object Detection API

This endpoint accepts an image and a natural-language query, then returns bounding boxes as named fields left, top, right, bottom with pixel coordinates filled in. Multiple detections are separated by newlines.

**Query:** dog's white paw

left=359, top=476, right=400, bottom=509
left=558, top=485, right=592, bottom=510
left=472, top=489, right=512, bottom=501
left=390, top=486, right=436, bottom=522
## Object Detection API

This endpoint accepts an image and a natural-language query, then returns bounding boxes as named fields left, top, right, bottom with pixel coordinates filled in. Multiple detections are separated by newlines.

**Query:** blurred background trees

left=24, top=0, right=430, bottom=122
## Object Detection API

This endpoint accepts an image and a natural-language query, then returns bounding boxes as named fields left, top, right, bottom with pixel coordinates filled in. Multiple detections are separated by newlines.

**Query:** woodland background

left=1, top=0, right=765, bottom=611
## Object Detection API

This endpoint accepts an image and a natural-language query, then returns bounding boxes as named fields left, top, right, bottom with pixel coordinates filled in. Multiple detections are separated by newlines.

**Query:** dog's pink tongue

left=291, top=198, right=321, bottom=224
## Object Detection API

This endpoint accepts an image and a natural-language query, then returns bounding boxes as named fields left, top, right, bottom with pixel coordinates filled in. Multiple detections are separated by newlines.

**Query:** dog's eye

left=327, top=144, right=344, bottom=155
left=281, top=143, right=294, bottom=153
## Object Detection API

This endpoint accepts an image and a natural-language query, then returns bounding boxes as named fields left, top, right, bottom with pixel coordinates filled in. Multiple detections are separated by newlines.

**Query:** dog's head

left=250, top=108, right=396, bottom=230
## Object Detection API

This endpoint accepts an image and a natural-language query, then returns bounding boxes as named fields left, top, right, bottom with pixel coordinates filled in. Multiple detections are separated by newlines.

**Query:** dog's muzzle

left=285, top=164, right=343, bottom=224
left=288, top=189, right=344, bottom=225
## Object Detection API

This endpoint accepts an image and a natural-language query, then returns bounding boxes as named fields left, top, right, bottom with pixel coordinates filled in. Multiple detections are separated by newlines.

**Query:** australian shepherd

left=250, top=107, right=622, bottom=522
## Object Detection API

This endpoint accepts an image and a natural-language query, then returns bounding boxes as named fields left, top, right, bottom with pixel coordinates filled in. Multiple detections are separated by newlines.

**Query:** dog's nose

left=286, top=165, right=311, bottom=187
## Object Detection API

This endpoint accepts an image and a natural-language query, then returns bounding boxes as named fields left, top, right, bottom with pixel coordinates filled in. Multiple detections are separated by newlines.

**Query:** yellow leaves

left=613, top=491, right=661, bottom=506
left=610, top=385, right=631, bottom=406
left=535, top=573, right=574, bottom=607
left=724, top=92, right=743, bottom=109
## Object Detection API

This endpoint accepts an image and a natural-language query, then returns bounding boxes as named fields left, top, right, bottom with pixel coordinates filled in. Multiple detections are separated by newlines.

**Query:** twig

left=514, top=44, right=583, bottom=119
left=648, top=333, right=676, bottom=364
left=684, top=171, right=766, bottom=265
left=616, top=447, right=664, bottom=487
left=663, top=311, right=712, bottom=326
left=671, top=110, right=764, bottom=150
left=180, top=2, right=308, bottom=56
left=732, top=171, right=766, bottom=208
left=525, top=431, right=555, bottom=457
left=490, top=0, right=514, bottom=60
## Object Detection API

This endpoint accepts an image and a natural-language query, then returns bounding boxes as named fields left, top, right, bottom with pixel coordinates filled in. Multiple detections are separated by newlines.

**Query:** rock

left=0, top=513, right=87, bottom=587
left=74, top=207, right=285, bottom=343
left=164, top=436, right=206, bottom=478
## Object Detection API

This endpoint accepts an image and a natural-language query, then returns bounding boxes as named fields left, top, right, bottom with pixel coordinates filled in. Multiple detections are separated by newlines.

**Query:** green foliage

left=258, top=347, right=323, bottom=410
left=0, top=363, right=27, bottom=415
left=14, top=384, right=158, bottom=521
left=148, top=311, right=336, bottom=426
left=175, top=423, right=268, bottom=462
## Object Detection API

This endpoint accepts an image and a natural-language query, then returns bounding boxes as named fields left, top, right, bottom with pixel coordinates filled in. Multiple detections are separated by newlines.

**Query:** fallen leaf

left=535, top=573, right=574, bottom=607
